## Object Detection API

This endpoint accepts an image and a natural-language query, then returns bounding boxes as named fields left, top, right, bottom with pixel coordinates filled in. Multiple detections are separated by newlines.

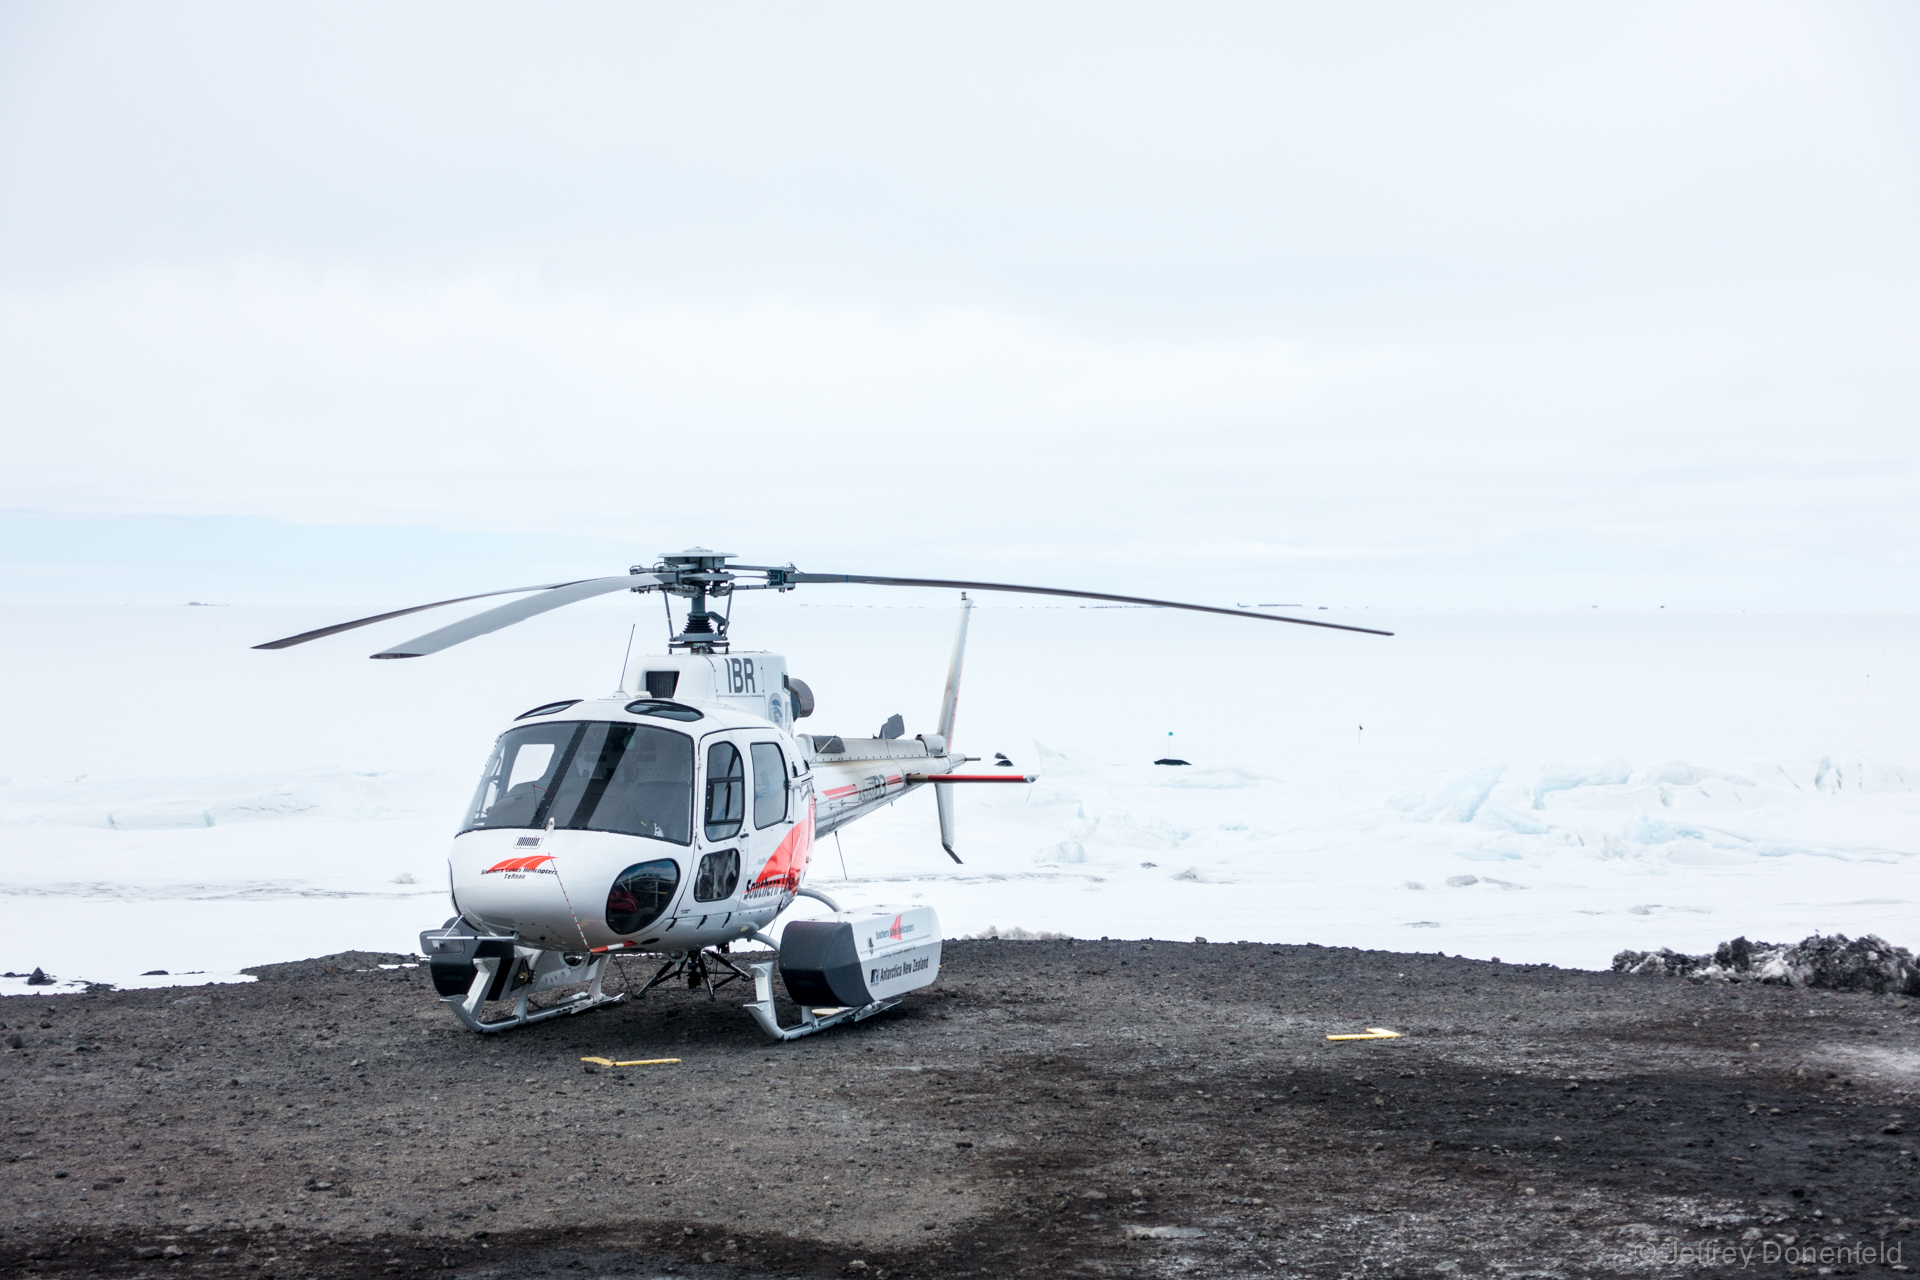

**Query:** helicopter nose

left=450, top=833, right=584, bottom=946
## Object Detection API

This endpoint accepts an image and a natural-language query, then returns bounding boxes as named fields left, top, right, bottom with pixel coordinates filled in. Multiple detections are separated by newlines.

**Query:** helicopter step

left=745, top=903, right=942, bottom=1041
left=420, top=924, right=624, bottom=1034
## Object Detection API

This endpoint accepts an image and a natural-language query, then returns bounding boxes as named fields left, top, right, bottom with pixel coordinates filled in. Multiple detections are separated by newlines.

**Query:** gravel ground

left=4, top=938, right=1919, bottom=1279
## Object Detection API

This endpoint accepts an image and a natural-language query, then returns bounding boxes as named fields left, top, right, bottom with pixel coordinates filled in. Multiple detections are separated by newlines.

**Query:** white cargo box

left=778, top=904, right=942, bottom=1007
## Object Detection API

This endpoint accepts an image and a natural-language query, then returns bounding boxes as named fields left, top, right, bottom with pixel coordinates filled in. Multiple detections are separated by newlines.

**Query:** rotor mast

left=645, top=548, right=741, bottom=654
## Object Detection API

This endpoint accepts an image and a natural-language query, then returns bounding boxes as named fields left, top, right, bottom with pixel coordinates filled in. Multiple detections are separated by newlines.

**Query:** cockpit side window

left=751, top=743, right=788, bottom=829
left=704, top=741, right=745, bottom=841
left=463, top=723, right=573, bottom=833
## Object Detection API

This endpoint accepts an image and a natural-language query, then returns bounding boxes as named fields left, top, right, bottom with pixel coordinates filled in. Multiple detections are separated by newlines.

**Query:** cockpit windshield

left=462, top=721, right=693, bottom=844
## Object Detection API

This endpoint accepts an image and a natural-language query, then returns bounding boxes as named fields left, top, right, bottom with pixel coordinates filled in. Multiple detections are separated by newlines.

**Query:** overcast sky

left=1, top=2, right=1915, bottom=607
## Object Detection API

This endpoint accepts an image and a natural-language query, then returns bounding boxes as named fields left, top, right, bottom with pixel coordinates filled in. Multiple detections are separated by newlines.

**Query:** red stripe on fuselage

left=746, top=796, right=816, bottom=895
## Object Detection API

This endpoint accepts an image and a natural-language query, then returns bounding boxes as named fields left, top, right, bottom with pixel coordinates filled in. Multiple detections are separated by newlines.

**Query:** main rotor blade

left=253, top=580, right=593, bottom=650
left=372, top=574, right=668, bottom=658
left=787, top=574, right=1393, bottom=636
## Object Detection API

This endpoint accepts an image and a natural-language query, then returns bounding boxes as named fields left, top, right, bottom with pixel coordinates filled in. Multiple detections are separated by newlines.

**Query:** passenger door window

left=704, top=741, right=745, bottom=841
left=751, top=743, right=788, bottom=829
left=693, top=849, right=740, bottom=902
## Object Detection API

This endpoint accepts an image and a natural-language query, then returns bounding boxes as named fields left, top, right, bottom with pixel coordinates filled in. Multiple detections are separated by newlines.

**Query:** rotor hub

left=640, top=550, right=739, bottom=653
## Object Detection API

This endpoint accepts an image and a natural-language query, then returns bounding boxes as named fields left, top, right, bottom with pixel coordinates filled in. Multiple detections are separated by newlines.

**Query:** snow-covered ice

left=2, top=600, right=1915, bottom=993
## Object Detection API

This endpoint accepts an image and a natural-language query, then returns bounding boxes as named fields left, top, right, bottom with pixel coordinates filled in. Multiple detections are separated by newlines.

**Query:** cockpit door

left=740, top=740, right=810, bottom=899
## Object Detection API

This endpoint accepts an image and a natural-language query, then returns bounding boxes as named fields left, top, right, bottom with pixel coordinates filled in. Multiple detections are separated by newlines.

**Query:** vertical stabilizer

left=936, top=783, right=960, bottom=863
left=935, top=594, right=971, bottom=863
left=936, top=594, right=972, bottom=743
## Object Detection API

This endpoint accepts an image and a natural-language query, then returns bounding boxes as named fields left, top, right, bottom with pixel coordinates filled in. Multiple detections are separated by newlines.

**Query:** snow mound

left=1532, top=758, right=1632, bottom=809
left=1474, top=804, right=1549, bottom=834
left=1734, top=757, right=1918, bottom=795
left=1158, top=767, right=1266, bottom=790
left=1803, top=757, right=1916, bottom=794
left=1623, top=815, right=1712, bottom=846
left=0, top=881, right=439, bottom=901
left=0, top=772, right=412, bottom=829
left=1635, top=761, right=1756, bottom=788
left=1067, top=806, right=1192, bottom=850
left=1387, top=764, right=1505, bottom=823
left=1612, top=933, right=1920, bottom=995
left=1035, top=840, right=1087, bottom=864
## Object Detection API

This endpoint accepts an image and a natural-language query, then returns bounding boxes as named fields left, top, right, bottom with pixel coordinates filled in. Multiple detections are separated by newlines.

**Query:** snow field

left=1, top=600, right=1915, bottom=991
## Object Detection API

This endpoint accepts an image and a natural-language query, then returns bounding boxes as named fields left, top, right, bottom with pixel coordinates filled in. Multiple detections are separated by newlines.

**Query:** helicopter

left=255, top=549, right=1390, bottom=1039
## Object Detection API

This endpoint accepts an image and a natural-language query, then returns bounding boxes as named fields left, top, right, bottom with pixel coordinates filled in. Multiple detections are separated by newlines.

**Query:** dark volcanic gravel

left=5, top=939, right=1919, bottom=1278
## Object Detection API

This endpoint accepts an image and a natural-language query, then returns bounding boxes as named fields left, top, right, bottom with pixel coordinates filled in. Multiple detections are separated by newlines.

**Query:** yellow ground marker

left=580, top=1056, right=682, bottom=1066
left=1326, top=1028, right=1403, bottom=1041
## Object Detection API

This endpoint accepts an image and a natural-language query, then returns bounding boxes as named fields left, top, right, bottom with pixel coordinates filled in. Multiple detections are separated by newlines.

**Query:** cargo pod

left=743, top=904, right=942, bottom=1041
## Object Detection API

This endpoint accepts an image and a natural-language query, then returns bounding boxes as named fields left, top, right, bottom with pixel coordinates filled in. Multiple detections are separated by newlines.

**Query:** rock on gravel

left=1613, top=931, right=1920, bottom=995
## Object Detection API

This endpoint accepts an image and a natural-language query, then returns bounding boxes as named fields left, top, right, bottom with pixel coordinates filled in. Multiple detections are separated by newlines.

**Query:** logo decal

left=743, top=796, right=815, bottom=900
left=869, top=914, right=916, bottom=947
left=483, top=855, right=556, bottom=874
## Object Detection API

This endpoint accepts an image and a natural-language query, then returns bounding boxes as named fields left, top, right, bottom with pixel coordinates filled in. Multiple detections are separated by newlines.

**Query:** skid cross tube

left=441, top=951, right=624, bottom=1034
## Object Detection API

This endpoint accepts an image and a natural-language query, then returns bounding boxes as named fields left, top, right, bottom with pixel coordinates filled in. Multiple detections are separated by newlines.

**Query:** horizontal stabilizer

left=907, top=773, right=1038, bottom=783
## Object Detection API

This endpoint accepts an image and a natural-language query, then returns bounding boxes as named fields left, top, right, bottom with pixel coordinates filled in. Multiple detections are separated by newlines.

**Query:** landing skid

left=422, top=918, right=915, bottom=1040
left=743, top=961, right=897, bottom=1041
left=442, top=952, right=625, bottom=1034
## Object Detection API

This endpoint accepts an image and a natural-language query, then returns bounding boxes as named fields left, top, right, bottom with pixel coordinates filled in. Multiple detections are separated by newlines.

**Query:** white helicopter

left=256, top=550, right=1389, bottom=1040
